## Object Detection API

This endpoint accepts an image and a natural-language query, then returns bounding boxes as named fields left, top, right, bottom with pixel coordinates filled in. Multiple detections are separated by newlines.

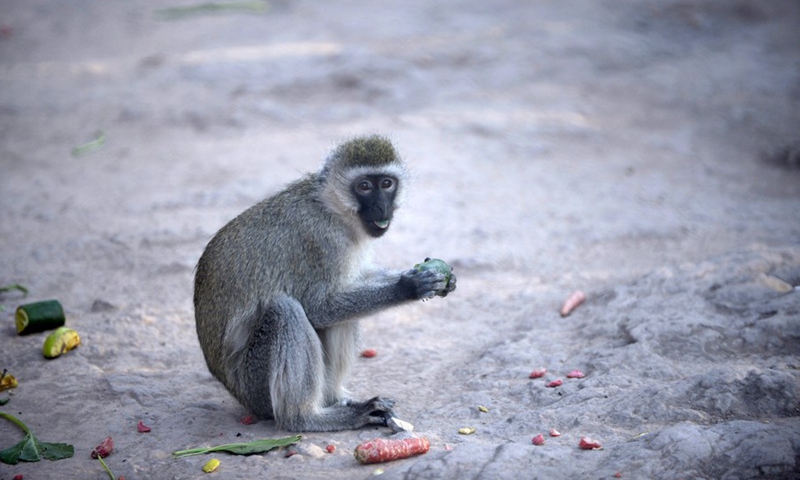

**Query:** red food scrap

left=326, top=445, right=336, bottom=454
left=13, top=475, right=23, bottom=480
left=578, top=436, right=602, bottom=450
left=531, top=434, right=545, bottom=446
left=361, top=349, right=377, bottom=358
left=560, top=290, right=586, bottom=317
left=545, top=379, right=563, bottom=388
left=549, top=428, right=561, bottom=437
left=241, top=415, right=255, bottom=425
left=566, top=369, right=585, bottom=379
left=137, top=420, right=151, bottom=433
left=354, top=437, right=430, bottom=464
left=91, top=437, right=114, bottom=459
left=528, top=368, right=547, bottom=379
left=614, top=473, right=623, bottom=478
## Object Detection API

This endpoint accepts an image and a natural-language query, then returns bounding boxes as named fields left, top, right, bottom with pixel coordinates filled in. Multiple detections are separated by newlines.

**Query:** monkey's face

left=352, top=174, right=398, bottom=237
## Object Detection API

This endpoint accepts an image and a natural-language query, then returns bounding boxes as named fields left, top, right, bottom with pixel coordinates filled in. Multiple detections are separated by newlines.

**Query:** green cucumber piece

left=15, top=300, right=65, bottom=335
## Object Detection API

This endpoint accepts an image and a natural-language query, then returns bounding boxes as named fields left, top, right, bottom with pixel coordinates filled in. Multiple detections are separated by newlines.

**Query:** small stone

left=387, top=417, right=414, bottom=433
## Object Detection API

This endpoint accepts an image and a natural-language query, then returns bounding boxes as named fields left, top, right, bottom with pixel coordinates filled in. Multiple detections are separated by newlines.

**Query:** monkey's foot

left=355, top=396, right=396, bottom=426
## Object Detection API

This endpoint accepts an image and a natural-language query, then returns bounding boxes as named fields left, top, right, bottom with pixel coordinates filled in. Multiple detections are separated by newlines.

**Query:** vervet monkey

left=194, top=135, right=457, bottom=432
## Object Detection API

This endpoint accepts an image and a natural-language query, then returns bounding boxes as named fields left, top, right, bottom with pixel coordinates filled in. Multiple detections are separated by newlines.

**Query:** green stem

left=0, top=411, right=31, bottom=436
left=97, top=455, right=116, bottom=480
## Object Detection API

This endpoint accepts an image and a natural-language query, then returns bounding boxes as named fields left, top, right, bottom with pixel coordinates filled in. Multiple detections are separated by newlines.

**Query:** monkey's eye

left=380, top=178, right=395, bottom=190
left=356, top=180, right=373, bottom=193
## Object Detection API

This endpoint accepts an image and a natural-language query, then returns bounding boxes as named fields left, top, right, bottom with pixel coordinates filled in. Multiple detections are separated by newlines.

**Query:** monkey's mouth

left=373, top=219, right=390, bottom=229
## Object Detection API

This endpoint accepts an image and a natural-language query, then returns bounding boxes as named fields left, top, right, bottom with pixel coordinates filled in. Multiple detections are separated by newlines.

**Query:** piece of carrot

left=560, top=290, right=586, bottom=317
left=353, top=437, right=430, bottom=464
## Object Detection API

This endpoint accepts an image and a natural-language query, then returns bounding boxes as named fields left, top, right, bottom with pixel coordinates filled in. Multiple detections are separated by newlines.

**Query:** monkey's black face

left=352, top=174, right=398, bottom=237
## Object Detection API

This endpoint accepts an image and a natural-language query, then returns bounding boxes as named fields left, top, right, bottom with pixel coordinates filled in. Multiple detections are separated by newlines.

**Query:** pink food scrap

left=578, top=436, right=602, bottom=450
left=528, top=368, right=547, bottom=379
left=560, top=290, right=586, bottom=317
left=91, top=437, right=114, bottom=459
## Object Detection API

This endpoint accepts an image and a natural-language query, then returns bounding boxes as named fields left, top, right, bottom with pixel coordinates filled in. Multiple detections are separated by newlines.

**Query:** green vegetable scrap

left=173, top=435, right=301, bottom=458
left=71, top=131, right=106, bottom=157
left=0, top=284, right=28, bottom=296
left=156, top=1, right=269, bottom=20
left=42, top=327, right=81, bottom=359
left=0, top=284, right=28, bottom=312
left=16, top=300, right=66, bottom=335
left=0, top=412, right=74, bottom=464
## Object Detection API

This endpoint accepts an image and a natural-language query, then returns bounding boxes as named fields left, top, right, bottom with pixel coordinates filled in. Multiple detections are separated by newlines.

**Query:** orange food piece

left=354, top=437, right=430, bottom=464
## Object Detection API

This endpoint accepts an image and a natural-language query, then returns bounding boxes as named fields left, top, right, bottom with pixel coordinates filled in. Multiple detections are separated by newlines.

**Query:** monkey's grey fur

left=194, top=135, right=457, bottom=432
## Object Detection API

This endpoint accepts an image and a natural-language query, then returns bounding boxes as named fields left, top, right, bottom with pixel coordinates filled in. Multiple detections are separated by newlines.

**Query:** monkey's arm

left=304, top=268, right=450, bottom=329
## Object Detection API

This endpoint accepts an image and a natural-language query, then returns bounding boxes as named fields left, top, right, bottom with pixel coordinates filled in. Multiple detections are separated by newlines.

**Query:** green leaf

left=0, top=398, right=9, bottom=405
left=39, top=441, right=75, bottom=461
left=0, top=412, right=74, bottom=464
left=172, top=435, right=301, bottom=458
left=0, top=436, right=37, bottom=465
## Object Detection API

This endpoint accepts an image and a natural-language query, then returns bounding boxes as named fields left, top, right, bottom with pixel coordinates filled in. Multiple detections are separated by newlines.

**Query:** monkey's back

left=193, top=175, right=355, bottom=382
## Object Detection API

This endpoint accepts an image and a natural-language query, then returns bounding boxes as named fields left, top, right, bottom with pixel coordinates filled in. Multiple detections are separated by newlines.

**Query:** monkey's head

left=320, top=135, right=407, bottom=238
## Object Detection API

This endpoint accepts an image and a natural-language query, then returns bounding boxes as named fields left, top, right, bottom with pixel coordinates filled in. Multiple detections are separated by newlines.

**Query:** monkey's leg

left=318, top=321, right=360, bottom=406
left=250, top=295, right=395, bottom=432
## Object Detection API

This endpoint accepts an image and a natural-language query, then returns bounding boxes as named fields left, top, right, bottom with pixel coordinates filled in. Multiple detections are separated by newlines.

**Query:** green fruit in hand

left=413, top=258, right=453, bottom=287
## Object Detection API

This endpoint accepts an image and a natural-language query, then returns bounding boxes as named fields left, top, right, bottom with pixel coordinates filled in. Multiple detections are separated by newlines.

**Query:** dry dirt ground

left=1, top=1, right=799, bottom=479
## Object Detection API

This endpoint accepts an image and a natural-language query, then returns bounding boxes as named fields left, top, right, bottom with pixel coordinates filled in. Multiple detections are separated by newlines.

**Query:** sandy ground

left=1, top=0, right=799, bottom=479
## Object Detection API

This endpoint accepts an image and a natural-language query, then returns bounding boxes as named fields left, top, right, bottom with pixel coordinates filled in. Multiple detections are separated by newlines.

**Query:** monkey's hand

left=399, top=268, right=449, bottom=301
left=439, top=270, right=457, bottom=297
